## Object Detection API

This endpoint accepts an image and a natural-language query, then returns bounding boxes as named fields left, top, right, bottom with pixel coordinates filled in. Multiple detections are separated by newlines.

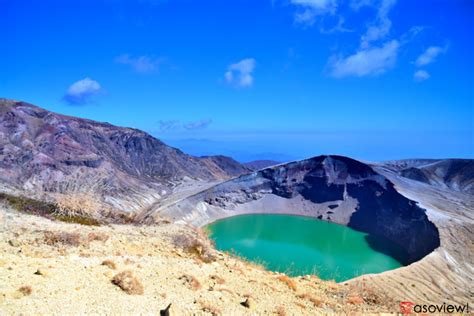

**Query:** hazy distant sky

left=1, top=0, right=473, bottom=161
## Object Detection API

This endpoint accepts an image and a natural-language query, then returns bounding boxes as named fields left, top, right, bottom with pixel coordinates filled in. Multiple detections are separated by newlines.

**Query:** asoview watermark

left=400, top=301, right=470, bottom=314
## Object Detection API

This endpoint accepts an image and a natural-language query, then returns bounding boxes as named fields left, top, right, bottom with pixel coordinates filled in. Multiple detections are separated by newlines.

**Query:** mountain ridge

left=0, top=98, right=250, bottom=212
left=380, top=158, right=474, bottom=194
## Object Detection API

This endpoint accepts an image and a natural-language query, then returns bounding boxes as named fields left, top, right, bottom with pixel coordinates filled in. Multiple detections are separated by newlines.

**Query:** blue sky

left=1, top=0, right=473, bottom=162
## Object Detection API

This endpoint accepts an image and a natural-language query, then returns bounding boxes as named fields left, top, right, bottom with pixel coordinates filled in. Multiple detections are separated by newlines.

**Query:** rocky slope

left=0, top=99, right=249, bottom=212
left=382, top=159, right=474, bottom=194
left=143, top=155, right=441, bottom=264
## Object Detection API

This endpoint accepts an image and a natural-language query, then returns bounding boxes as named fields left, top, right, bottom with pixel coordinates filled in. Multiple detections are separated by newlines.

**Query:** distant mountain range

left=163, top=138, right=298, bottom=163
left=243, top=160, right=281, bottom=171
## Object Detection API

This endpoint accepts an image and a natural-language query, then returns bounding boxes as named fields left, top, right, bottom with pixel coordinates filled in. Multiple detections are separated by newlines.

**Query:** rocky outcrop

left=147, top=155, right=440, bottom=264
left=0, top=99, right=250, bottom=212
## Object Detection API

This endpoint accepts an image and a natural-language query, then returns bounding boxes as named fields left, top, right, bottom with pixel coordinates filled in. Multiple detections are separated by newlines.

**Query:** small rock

left=240, top=297, right=255, bottom=309
left=8, top=240, right=20, bottom=247
left=34, top=269, right=48, bottom=276
left=160, top=303, right=172, bottom=316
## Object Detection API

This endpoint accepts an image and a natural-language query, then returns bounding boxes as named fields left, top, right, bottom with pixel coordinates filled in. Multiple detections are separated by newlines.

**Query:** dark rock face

left=194, top=155, right=440, bottom=264
left=0, top=99, right=249, bottom=209
left=399, top=167, right=431, bottom=183
left=345, top=181, right=439, bottom=264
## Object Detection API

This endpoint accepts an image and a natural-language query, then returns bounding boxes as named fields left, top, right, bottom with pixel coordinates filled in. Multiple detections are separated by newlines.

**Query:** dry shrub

left=172, top=230, right=216, bottom=263
left=295, top=302, right=306, bottom=309
left=111, top=271, right=144, bottom=295
left=347, top=295, right=364, bottom=304
left=297, top=293, right=323, bottom=307
left=55, top=193, right=101, bottom=218
left=262, top=282, right=279, bottom=292
left=108, top=211, right=137, bottom=224
left=363, top=287, right=390, bottom=305
left=349, top=281, right=394, bottom=307
left=0, top=192, right=99, bottom=226
left=276, top=275, right=297, bottom=291
left=54, top=214, right=101, bottom=226
left=179, top=274, right=201, bottom=291
left=308, top=296, right=323, bottom=307
left=198, top=300, right=221, bottom=315
left=87, top=232, right=109, bottom=242
left=51, top=172, right=110, bottom=219
left=0, top=192, right=56, bottom=217
left=43, top=231, right=83, bottom=247
left=18, top=286, right=32, bottom=296
left=101, top=259, right=117, bottom=269
left=275, top=306, right=286, bottom=316
left=210, top=274, right=225, bottom=285
left=216, top=287, right=235, bottom=296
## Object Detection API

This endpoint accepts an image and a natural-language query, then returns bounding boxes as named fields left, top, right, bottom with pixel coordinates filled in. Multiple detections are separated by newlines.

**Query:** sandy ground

left=1, top=170, right=471, bottom=315
left=0, top=205, right=394, bottom=315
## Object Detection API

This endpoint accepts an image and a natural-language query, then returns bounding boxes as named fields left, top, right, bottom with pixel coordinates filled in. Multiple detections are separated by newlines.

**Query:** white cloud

left=116, top=54, right=164, bottom=73
left=156, top=119, right=213, bottom=132
left=224, top=58, right=256, bottom=88
left=319, top=16, right=353, bottom=34
left=360, top=0, right=396, bottom=48
left=63, top=78, right=102, bottom=105
left=350, top=0, right=374, bottom=11
left=415, top=46, right=446, bottom=67
left=329, top=40, right=399, bottom=78
left=324, top=0, right=401, bottom=79
left=158, top=120, right=180, bottom=132
left=183, top=119, right=213, bottom=130
left=413, top=70, right=430, bottom=82
left=290, top=0, right=337, bottom=25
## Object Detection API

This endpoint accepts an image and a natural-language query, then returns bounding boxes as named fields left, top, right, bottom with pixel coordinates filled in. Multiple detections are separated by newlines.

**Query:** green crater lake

left=206, top=214, right=405, bottom=282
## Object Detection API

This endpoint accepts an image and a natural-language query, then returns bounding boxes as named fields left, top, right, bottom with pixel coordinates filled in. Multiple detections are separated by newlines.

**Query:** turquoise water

left=206, top=214, right=405, bottom=282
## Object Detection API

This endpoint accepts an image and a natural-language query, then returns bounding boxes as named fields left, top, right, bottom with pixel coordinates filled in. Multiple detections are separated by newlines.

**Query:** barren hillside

left=0, top=204, right=395, bottom=315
